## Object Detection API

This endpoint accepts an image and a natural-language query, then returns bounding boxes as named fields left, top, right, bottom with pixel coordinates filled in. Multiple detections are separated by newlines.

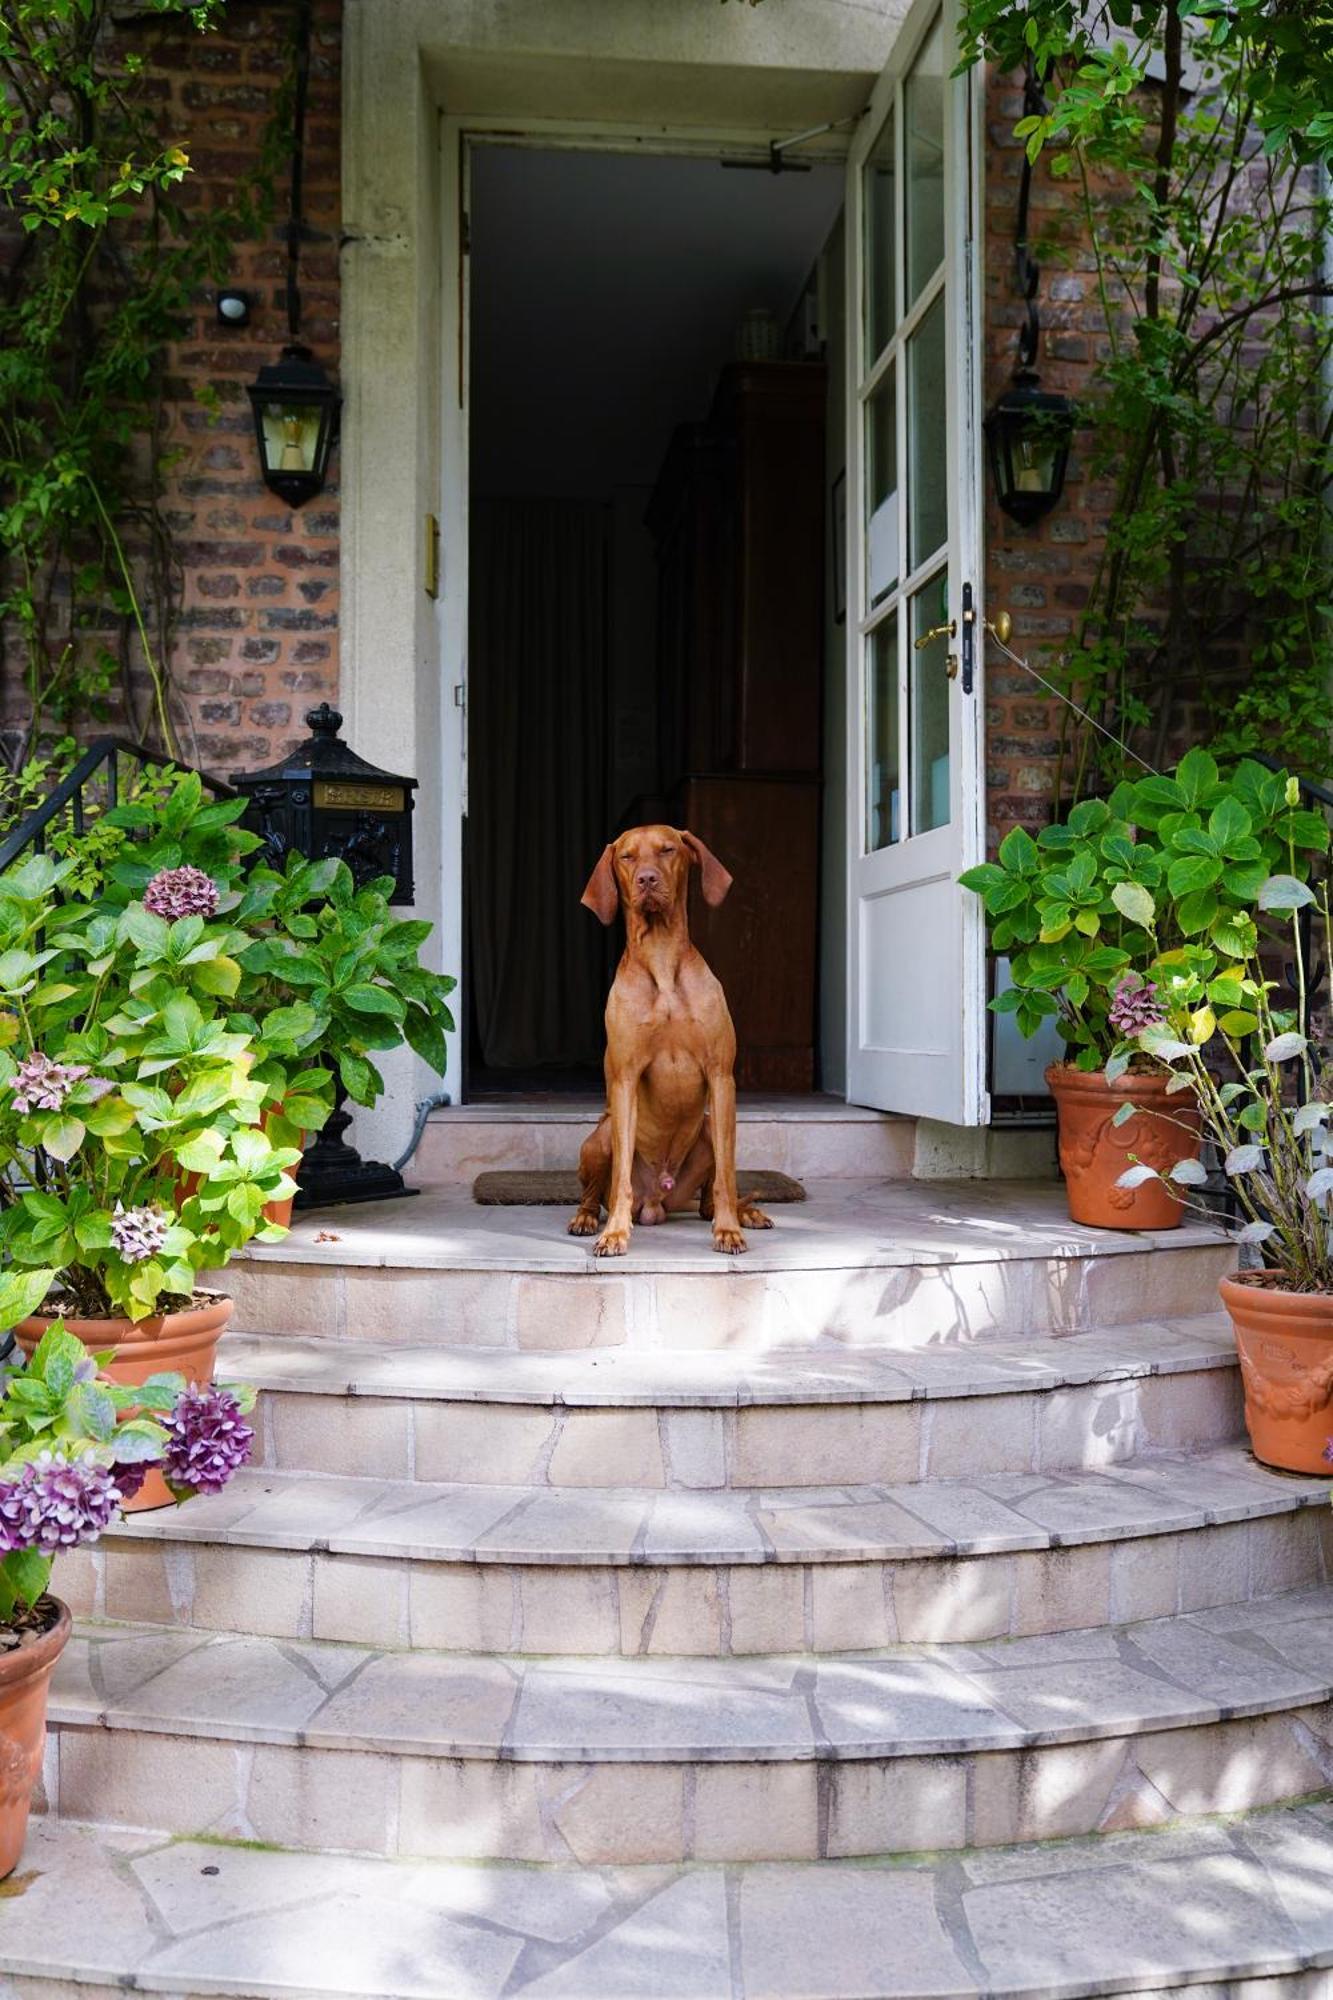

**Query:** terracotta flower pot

left=0, top=1597, right=70, bottom=1880
left=13, top=1296, right=234, bottom=1514
left=1045, top=1062, right=1201, bottom=1231
left=1220, top=1271, right=1333, bottom=1474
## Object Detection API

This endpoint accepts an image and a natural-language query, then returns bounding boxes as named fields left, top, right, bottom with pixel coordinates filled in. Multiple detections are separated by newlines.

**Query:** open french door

left=845, top=0, right=988, bottom=1124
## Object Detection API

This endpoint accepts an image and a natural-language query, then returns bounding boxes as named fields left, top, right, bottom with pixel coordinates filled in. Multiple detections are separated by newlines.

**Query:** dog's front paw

left=712, top=1226, right=747, bottom=1255
left=739, top=1202, right=772, bottom=1230
left=568, top=1209, right=601, bottom=1238
left=595, top=1225, right=630, bottom=1257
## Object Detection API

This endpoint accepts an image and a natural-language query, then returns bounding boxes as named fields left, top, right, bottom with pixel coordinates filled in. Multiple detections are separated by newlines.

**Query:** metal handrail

left=0, top=737, right=233, bottom=872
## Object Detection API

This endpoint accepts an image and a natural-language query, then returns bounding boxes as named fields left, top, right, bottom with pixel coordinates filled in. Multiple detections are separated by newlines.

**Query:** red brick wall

left=141, top=0, right=342, bottom=779
left=983, top=64, right=1101, bottom=852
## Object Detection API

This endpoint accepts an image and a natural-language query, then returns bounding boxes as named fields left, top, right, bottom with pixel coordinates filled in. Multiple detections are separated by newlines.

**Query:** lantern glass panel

left=261, top=402, right=323, bottom=477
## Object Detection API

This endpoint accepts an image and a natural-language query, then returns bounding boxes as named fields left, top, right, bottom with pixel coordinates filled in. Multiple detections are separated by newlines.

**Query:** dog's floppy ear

left=580, top=843, right=621, bottom=925
left=680, top=830, right=733, bottom=908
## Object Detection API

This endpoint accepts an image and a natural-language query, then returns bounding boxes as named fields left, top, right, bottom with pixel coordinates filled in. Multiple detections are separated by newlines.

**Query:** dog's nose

left=636, top=868, right=660, bottom=890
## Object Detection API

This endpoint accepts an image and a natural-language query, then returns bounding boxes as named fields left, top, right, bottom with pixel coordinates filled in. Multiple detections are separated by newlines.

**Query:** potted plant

left=1100, top=762, right=1333, bottom=1473
left=0, top=847, right=295, bottom=1503
left=0, top=1268, right=255, bottom=1878
left=961, top=774, right=1202, bottom=1227
left=232, top=848, right=457, bottom=1141
left=97, top=777, right=456, bottom=1205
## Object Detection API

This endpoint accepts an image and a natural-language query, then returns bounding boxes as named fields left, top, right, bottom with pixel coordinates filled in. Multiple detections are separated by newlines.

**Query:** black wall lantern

left=985, top=371, right=1075, bottom=527
left=248, top=0, right=340, bottom=508
left=248, top=345, right=339, bottom=508
left=985, top=57, right=1075, bottom=528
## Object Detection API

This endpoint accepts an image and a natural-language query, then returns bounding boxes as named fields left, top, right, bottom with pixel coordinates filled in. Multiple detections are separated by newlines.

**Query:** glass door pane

left=866, top=613, right=901, bottom=851
left=908, top=291, right=948, bottom=569
left=910, top=575, right=951, bottom=833
left=863, top=109, right=897, bottom=362
left=905, top=13, right=945, bottom=304
left=865, top=366, right=899, bottom=607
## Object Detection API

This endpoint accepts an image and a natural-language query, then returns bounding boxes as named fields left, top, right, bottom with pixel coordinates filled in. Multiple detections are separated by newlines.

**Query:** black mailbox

left=233, top=703, right=417, bottom=905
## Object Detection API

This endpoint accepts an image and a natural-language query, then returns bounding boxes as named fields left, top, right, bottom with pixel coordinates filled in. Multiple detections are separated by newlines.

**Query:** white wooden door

left=845, top=0, right=988, bottom=1123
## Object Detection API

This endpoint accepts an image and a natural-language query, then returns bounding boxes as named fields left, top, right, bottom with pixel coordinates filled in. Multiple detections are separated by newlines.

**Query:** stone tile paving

left=221, top=1316, right=1237, bottom=1405
left=238, top=1177, right=1227, bottom=1275
left=110, top=1444, right=1325, bottom=1567
left=49, top=1584, right=1333, bottom=1762
left=5, top=1803, right=1333, bottom=1998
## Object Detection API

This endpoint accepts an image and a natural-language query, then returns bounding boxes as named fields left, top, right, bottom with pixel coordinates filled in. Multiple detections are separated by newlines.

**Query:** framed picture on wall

left=831, top=468, right=847, bottom=625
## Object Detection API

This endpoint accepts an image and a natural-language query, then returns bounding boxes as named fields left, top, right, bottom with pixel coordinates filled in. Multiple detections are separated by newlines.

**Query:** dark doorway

left=466, top=144, right=843, bottom=1094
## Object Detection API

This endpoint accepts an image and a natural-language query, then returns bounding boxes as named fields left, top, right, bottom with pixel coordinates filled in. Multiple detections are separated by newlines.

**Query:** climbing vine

left=958, top=0, right=1333, bottom=792
left=0, top=0, right=292, bottom=770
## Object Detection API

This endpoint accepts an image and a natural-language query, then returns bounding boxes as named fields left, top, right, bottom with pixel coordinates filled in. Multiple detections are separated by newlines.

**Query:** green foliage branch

left=958, top=0, right=1333, bottom=785
left=0, top=0, right=292, bottom=762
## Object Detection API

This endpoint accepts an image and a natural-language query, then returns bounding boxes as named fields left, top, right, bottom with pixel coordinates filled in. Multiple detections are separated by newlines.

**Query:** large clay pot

left=1220, top=1271, right=1333, bottom=1474
left=0, top=1598, right=70, bottom=1879
left=13, top=1297, right=234, bottom=1514
left=1046, top=1063, right=1201, bottom=1230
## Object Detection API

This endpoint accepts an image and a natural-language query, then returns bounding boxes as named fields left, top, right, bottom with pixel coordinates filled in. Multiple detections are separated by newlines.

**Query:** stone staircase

left=10, top=1175, right=1333, bottom=1998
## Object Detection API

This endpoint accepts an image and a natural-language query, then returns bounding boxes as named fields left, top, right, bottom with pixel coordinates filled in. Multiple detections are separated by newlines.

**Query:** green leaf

left=1174, top=746, right=1219, bottom=807
left=1167, top=854, right=1223, bottom=897
left=403, top=1005, right=450, bottom=1076
left=1207, top=796, right=1252, bottom=851
left=40, top=1114, right=85, bottom=1162
left=0, top=1269, right=56, bottom=1333
left=998, top=825, right=1039, bottom=874
left=1176, top=886, right=1219, bottom=936
left=1110, top=880, right=1155, bottom=929
left=192, top=954, right=241, bottom=997
left=338, top=1051, right=376, bottom=1104
left=1257, top=874, right=1315, bottom=912
left=0, top=1550, right=51, bottom=1619
left=340, top=983, right=406, bottom=1022
left=119, top=905, right=170, bottom=955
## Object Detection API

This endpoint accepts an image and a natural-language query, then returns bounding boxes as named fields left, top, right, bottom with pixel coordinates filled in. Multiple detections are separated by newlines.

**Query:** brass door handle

left=914, top=619, right=957, bottom=650
left=986, top=609, right=1013, bottom=645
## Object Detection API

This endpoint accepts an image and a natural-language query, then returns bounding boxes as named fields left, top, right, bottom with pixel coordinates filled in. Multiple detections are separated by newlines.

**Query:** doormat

left=473, top=1169, right=807, bottom=1206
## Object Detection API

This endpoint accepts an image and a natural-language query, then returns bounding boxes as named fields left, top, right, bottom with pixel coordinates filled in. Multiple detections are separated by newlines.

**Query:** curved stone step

left=220, top=1180, right=1235, bottom=1351
left=71, top=1446, right=1332, bottom=1654
left=223, top=1318, right=1243, bottom=1486
left=12, top=1801, right=1333, bottom=1998
left=45, top=1588, right=1333, bottom=1862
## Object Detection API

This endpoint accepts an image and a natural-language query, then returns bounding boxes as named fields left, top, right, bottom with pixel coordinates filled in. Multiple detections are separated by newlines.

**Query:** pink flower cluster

left=1108, top=973, right=1165, bottom=1037
left=0, top=1452, right=123, bottom=1553
left=110, top=1203, right=171, bottom=1265
left=10, top=1052, right=88, bottom=1115
left=142, top=865, right=219, bottom=920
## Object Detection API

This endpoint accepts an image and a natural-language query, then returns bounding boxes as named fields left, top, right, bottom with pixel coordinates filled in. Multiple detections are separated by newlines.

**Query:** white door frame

left=438, top=111, right=856, bottom=1102
left=842, top=0, right=988, bottom=1125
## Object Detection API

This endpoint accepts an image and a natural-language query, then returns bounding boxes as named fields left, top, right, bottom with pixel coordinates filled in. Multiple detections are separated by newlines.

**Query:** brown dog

left=569, top=825, right=771, bottom=1257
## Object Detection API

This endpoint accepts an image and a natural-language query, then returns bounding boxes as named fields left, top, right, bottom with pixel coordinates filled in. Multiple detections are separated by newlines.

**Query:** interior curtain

left=468, top=497, right=611, bottom=1071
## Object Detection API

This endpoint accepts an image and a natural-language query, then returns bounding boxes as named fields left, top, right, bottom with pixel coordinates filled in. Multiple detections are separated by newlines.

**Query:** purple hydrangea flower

left=0, top=1452, right=123, bottom=1553
left=10, top=1052, right=88, bottom=1115
left=1108, top=973, right=1166, bottom=1037
left=110, top=1202, right=171, bottom=1265
left=1323, top=1438, right=1333, bottom=1467
left=163, top=1385, right=253, bottom=1496
left=142, top=865, right=218, bottom=921
left=110, top=1460, right=154, bottom=1502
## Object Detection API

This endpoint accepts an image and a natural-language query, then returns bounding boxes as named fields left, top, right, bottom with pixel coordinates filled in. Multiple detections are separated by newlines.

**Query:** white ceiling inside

left=470, top=145, right=844, bottom=498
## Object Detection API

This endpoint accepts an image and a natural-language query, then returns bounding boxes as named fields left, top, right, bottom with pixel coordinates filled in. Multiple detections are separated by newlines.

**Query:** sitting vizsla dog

left=569, top=825, right=771, bottom=1257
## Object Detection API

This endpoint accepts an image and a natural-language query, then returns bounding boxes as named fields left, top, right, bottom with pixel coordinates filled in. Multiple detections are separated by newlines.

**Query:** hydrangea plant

left=0, top=848, right=303, bottom=1320
left=0, top=1271, right=254, bottom=1624
left=961, top=750, right=1328, bottom=1075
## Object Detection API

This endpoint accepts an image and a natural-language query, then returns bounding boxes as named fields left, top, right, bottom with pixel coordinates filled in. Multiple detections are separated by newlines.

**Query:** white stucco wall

left=340, top=0, right=911, bottom=1154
